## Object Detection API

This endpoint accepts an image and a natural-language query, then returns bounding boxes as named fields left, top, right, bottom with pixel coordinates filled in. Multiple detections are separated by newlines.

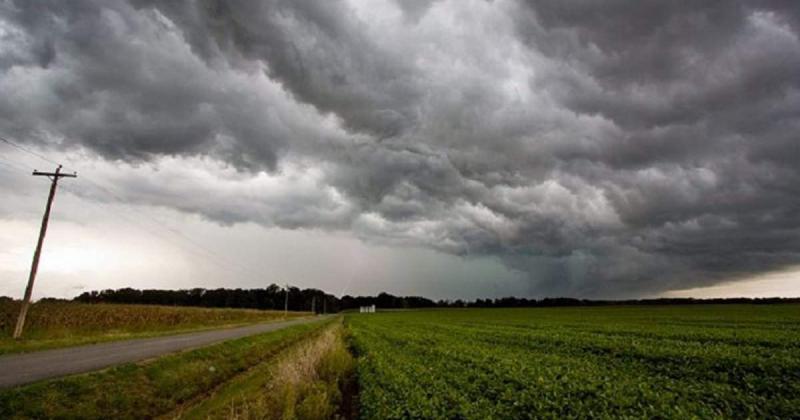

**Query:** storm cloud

left=1, top=0, right=799, bottom=297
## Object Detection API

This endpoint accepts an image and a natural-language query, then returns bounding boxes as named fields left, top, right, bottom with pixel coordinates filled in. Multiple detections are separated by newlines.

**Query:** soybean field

left=347, top=305, right=800, bottom=419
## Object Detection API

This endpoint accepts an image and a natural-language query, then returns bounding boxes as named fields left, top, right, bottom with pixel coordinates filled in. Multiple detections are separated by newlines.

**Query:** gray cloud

left=130, top=0, right=424, bottom=138
left=1, top=0, right=799, bottom=297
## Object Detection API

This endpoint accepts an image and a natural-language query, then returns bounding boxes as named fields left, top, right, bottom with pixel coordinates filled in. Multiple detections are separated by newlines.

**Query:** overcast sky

left=1, top=0, right=799, bottom=300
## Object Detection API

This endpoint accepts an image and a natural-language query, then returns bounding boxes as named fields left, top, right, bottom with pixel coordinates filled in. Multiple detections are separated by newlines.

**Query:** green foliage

left=348, top=305, right=800, bottom=419
left=0, top=301, right=307, bottom=354
left=0, top=320, right=329, bottom=419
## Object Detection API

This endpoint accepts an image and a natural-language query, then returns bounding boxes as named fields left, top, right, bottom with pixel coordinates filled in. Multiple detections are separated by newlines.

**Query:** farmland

left=347, top=305, right=800, bottom=419
left=2, top=303, right=799, bottom=419
left=0, top=300, right=307, bottom=354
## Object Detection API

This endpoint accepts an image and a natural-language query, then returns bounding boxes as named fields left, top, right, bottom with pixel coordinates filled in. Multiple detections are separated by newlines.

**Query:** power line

left=58, top=183, right=266, bottom=284
left=80, top=179, right=218, bottom=252
left=58, top=166, right=271, bottom=281
left=0, top=155, right=205, bottom=264
left=0, top=135, right=65, bottom=168
left=1, top=133, right=271, bottom=286
left=83, top=179, right=270, bottom=280
left=0, top=155, right=33, bottom=173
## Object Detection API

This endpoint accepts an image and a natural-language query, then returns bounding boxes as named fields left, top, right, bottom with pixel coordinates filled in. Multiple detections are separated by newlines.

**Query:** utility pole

left=284, top=283, right=289, bottom=317
left=312, top=296, right=316, bottom=315
left=13, top=165, right=76, bottom=339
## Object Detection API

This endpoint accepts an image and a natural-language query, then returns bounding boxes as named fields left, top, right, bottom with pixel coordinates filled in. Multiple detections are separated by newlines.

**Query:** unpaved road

left=0, top=316, right=328, bottom=388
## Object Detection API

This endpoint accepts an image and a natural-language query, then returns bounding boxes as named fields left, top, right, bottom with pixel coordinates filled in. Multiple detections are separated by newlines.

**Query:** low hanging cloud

left=1, top=0, right=799, bottom=297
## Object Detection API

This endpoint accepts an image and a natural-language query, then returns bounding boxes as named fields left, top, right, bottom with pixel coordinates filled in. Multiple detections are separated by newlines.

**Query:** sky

left=0, top=0, right=799, bottom=300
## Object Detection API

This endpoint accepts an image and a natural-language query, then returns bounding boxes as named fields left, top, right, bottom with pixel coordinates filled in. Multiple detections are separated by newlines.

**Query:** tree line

left=67, top=286, right=800, bottom=312
left=73, top=288, right=442, bottom=312
left=74, top=286, right=340, bottom=313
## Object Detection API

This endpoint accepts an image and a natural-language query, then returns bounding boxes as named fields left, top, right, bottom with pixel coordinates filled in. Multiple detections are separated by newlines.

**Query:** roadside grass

left=177, top=319, right=356, bottom=420
left=0, top=317, right=332, bottom=419
left=0, top=301, right=308, bottom=354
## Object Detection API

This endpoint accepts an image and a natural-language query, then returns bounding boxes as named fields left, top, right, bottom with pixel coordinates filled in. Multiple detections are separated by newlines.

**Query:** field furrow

left=347, top=305, right=800, bottom=419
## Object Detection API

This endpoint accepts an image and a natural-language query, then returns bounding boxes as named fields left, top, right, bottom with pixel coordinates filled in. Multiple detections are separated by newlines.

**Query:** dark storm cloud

left=1, top=0, right=799, bottom=297
left=0, top=0, right=351, bottom=171
left=130, top=0, right=423, bottom=138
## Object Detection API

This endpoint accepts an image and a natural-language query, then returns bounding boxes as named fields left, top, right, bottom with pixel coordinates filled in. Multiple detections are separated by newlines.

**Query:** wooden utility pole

left=13, top=165, right=76, bottom=339
left=284, top=283, right=289, bottom=316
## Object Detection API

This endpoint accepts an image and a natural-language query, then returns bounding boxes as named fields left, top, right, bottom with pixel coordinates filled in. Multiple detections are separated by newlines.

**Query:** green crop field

left=347, top=305, right=800, bottom=419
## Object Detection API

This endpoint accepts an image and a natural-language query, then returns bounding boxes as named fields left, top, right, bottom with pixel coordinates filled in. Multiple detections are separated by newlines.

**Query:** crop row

left=348, top=305, right=800, bottom=419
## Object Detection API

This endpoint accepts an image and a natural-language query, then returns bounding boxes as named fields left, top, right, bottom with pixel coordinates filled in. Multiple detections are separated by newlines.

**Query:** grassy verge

left=0, top=301, right=308, bottom=354
left=178, top=319, right=357, bottom=420
left=0, top=318, right=331, bottom=419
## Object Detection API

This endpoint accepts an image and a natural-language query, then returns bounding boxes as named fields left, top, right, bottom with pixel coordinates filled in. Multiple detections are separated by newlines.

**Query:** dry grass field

left=0, top=300, right=307, bottom=354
